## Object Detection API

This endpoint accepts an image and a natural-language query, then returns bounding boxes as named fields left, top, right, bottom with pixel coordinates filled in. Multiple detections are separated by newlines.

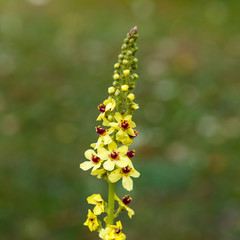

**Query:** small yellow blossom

left=115, top=194, right=134, bottom=219
left=122, top=60, right=128, bottom=65
left=108, top=87, right=115, bottom=94
left=87, top=194, right=105, bottom=215
left=121, top=85, right=129, bottom=92
left=97, top=97, right=116, bottom=121
left=108, top=162, right=140, bottom=191
left=108, top=112, right=136, bottom=144
left=98, top=141, right=130, bottom=171
left=99, top=221, right=126, bottom=240
left=123, top=69, right=130, bottom=76
left=80, top=149, right=106, bottom=172
left=127, top=93, right=135, bottom=101
left=83, top=209, right=100, bottom=232
left=95, top=126, right=114, bottom=149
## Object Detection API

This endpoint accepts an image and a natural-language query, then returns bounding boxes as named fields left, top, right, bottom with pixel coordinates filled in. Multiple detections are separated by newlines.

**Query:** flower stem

left=107, top=181, right=115, bottom=225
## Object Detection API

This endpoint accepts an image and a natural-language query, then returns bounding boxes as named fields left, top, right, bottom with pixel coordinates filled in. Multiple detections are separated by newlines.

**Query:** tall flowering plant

left=80, top=26, right=140, bottom=240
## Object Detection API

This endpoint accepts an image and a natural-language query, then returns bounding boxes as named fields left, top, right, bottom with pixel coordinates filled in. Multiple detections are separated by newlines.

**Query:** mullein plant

left=80, top=26, right=140, bottom=240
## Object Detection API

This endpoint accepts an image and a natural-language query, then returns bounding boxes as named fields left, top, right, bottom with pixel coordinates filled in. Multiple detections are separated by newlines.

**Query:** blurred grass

left=0, top=0, right=240, bottom=239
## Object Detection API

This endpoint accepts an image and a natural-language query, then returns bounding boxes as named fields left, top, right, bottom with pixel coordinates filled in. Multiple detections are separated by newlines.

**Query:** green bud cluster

left=109, top=26, right=139, bottom=115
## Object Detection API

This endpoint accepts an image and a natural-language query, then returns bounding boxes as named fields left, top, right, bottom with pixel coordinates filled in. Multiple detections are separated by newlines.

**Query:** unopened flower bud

left=108, top=86, right=115, bottom=94
left=113, top=73, right=120, bottom=80
left=115, top=89, right=120, bottom=96
left=118, top=54, right=124, bottom=59
left=131, top=103, right=139, bottom=110
left=123, top=60, right=128, bottom=65
left=113, top=81, right=118, bottom=87
left=133, top=58, right=138, bottom=63
left=127, top=50, right=132, bottom=56
left=133, top=73, right=139, bottom=79
left=108, top=115, right=113, bottom=121
left=114, top=63, right=120, bottom=69
left=127, top=93, right=135, bottom=101
left=121, top=44, right=127, bottom=49
left=121, top=85, right=129, bottom=92
left=123, top=69, right=130, bottom=76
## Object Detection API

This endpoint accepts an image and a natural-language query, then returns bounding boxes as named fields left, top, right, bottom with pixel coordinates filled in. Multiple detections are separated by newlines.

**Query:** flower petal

left=131, top=169, right=140, bottom=178
left=114, top=112, right=122, bottom=122
left=108, top=169, right=122, bottom=183
left=115, top=157, right=130, bottom=168
left=117, top=145, right=128, bottom=155
left=103, top=160, right=115, bottom=171
left=122, top=176, right=133, bottom=191
left=103, top=134, right=112, bottom=145
left=108, top=141, right=117, bottom=151
left=80, top=161, right=93, bottom=171
left=97, top=147, right=109, bottom=160
left=85, top=149, right=96, bottom=160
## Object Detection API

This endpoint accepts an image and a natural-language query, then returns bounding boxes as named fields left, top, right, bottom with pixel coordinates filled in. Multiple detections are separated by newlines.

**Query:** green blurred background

left=0, top=0, right=240, bottom=239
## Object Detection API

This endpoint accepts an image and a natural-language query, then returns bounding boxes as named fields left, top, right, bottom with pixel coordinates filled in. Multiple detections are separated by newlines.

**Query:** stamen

left=122, top=166, right=131, bottom=174
left=115, top=228, right=121, bottom=234
left=98, top=104, right=106, bottom=113
left=110, top=151, right=119, bottom=160
left=121, top=120, right=130, bottom=130
left=91, top=155, right=100, bottom=164
left=127, top=150, right=135, bottom=158
left=122, top=195, right=132, bottom=205
left=96, top=126, right=106, bottom=135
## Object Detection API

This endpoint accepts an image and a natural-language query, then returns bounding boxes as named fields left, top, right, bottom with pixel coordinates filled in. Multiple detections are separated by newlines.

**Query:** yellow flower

left=83, top=209, right=100, bottom=232
left=115, top=194, right=134, bottom=219
left=97, top=97, right=116, bottom=122
left=87, top=194, right=105, bottom=215
left=108, top=112, right=136, bottom=145
left=113, top=73, right=120, bottom=80
left=108, top=162, right=140, bottom=191
left=98, top=141, right=130, bottom=171
left=95, top=126, right=114, bottom=149
left=80, top=149, right=107, bottom=172
left=99, top=221, right=126, bottom=240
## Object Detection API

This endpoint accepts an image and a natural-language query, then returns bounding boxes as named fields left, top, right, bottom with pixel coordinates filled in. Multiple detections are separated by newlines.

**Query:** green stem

left=107, top=181, right=115, bottom=225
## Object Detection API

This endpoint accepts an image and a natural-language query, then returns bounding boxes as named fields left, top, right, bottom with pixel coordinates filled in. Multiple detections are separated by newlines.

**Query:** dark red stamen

left=96, top=126, right=106, bottom=135
left=121, top=120, right=130, bottom=130
left=122, top=166, right=131, bottom=174
left=98, top=104, right=106, bottom=113
left=127, top=150, right=135, bottom=158
left=91, top=155, right=100, bottom=164
left=122, top=195, right=132, bottom=205
left=115, top=228, right=121, bottom=234
left=110, top=151, right=119, bottom=160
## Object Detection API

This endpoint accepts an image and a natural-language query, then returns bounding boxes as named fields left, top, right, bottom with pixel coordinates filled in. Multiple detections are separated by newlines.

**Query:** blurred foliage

left=0, top=0, right=240, bottom=239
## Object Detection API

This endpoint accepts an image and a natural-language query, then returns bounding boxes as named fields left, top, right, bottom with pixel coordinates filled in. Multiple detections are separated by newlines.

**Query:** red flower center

left=122, top=166, right=131, bottom=174
left=115, top=228, right=121, bottom=234
left=96, top=126, right=106, bottom=135
left=110, top=151, right=119, bottom=160
left=127, top=150, right=135, bottom=158
left=121, top=120, right=130, bottom=130
left=98, top=104, right=106, bottom=113
left=91, top=155, right=100, bottom=164
left=122, top=195, right=132, bottom=205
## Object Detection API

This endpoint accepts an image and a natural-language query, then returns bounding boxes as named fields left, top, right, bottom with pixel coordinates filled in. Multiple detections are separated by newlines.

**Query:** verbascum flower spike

left=80, top=26, right=140, bottom=239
